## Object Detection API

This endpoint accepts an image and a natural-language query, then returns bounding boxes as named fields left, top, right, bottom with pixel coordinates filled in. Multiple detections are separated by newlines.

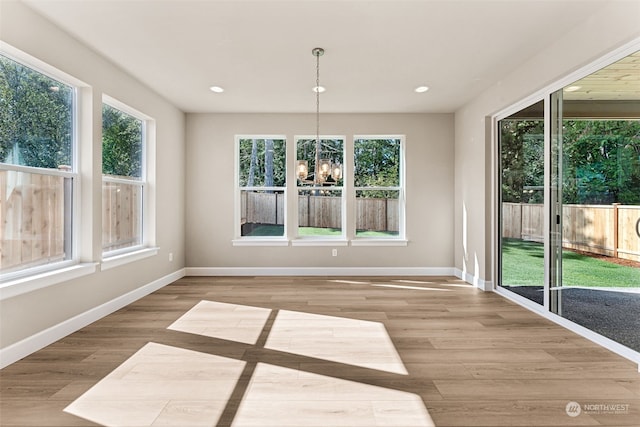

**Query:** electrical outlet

left=332, top=249, right=338, bottom=257
left=169, top=252, right=173, bottom=262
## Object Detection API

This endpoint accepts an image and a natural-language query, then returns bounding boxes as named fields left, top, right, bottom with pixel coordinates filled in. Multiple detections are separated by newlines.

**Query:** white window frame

left=233, top=135, right=288, bottom=246
left=292, top=135, right=348, bottom=246
left=352, top=135, right=407, bottom=246
left=0, top=44, right=95, bottom=293
left=101, top=95, right=156, bottom=266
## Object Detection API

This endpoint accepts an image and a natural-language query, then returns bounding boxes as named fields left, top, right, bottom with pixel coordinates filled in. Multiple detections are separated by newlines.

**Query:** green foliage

left=0, top=56, right=143, bottom=176
left=0, top=54, right=73, bottom=169
left=500, top=116, right=640, bottom=205
left=239, top=138, right=286, bottom=187
left=354, top=138, right=400, bottom=198
left=500, top=119, right=545, bottom=203
left=102, top=104, right=142, bottom=177
left=562, top=120, right=640, bottom=204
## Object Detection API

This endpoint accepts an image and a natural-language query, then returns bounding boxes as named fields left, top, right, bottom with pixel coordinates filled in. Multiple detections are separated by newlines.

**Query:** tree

left=500, top=118, right=640, bottom=205
left=354, top=138, right=400, bottom=198
left=102, top=104, right=142, bottom=177
left=264, top=139, right=274, bottom=188
left=0, top=55, right=73, bottom=169
left=499, top=119, right=545, bottom=203
left=246, top=139, right=258, bottom=187
left=562, top=120, right=640, bottom=204
left=239, top=138, right=286, bottom=187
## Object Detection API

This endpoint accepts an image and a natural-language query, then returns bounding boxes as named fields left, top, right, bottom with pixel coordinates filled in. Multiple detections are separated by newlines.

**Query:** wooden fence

left=1, top=170, right=142, bottom=272
left=241, top=191, right=399, bottom=231
left=0, top=171, right=66, bottom=272
left=356, top=197, right=399, bottom=232
left=241, top=191, right=285, bottom=226
left=102, top=181, right=142, bottom=252
left=502, top=202, right=640, bottom=262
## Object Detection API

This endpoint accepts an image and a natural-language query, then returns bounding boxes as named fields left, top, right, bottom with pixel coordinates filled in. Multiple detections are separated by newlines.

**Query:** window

left=0, top=53, right=76, bottom=277
left=236, top=137, right=286, bottom=238
left=295, top=137, right=344, bottom=238
left=102, top=100, right=145, bottom=255
left=233, top=135, right=404, bottom=246
left=354, top=136, right=404, bottom=239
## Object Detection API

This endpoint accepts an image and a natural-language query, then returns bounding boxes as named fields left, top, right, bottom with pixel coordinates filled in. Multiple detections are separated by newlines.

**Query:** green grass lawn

left=299, top=227, right=342, bottom=236
left=245, top=224, right=397, bottom=238
left=502, top=238, right=639, bottom=288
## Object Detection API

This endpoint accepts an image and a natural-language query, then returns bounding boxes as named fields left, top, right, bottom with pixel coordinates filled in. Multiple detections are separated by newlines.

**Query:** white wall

left=454, top=1, right=640, bottom=286
left=185, top=113, right=454, bottom=270
left=0, top=1, right=186, bottom=350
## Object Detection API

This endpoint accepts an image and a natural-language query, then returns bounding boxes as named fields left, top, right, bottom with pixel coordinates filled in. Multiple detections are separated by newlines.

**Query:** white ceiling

left=20, top=0, right=615, bottom=113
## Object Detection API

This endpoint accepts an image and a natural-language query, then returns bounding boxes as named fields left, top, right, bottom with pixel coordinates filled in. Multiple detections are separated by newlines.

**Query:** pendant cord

left=315, top=50, right=321, bottom=184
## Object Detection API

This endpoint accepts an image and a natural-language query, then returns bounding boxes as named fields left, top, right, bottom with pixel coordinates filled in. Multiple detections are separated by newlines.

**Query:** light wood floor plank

left=1, top=276, right=638, bottom=427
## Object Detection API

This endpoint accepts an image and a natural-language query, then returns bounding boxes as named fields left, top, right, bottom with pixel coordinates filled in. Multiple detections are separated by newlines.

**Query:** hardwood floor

left=1, top=276, right=638, bottom=426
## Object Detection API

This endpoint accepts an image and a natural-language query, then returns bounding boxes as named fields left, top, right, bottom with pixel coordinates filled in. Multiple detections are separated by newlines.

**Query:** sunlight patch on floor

left=372, top=283, right=452, bottom=292
left=232, top=363, right=434, bottom=426
left=392, top=280, right=474, bottom=288
left=168, top=300, right=272, bottom=344
left=63, top=302, right=427, bottom=426
left=392, top=279, right=435, bottom=284
left=64, top=342, right=245, bottom=426
left=330, top=279, right=374, bottom=285
left=265, top=310, right=408, bottom=375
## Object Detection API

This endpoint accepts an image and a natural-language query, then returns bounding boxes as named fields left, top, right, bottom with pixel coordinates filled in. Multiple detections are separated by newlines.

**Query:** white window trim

left=101, top=95, right=154, bottom=263
left=353, top=135, right=406, bottom=241
left=232, top=134, right=409, bottom=247
left=0, top=43, right=88, bottom=294
left=351, top=239, right=408, bottom=247
left=234, top=135, right=288, bottom=242
left=232, top=239, right=289, bottom=247
left=291, top=239, right=349, bottom=247
left=0, top=262, right=97, bottom=301
left=100, top=247, right=159, bottom=271
left=294, top=135, right=346, bottom=242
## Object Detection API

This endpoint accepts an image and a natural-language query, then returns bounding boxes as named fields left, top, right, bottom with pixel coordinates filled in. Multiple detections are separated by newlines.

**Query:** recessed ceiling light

left=565, top=85, right=581, bottom=92
left=313, top=86, right=326, bottom=93
left=414, top=86, right=429, bottom=93
left=209, top=86, right=224, bottom=93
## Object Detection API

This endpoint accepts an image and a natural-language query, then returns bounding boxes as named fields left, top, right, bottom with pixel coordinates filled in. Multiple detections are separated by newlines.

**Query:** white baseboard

left=0, top=268, right=186, bottom=369
left=185, top=266, right=457, bottom=277
left=454, top=268, right=493, bottom=291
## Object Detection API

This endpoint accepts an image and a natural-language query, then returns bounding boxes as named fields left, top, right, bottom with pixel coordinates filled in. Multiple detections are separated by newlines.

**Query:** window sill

left=0, top=262, right=98, bottom=301
left=291, top=239, right=349, bottom=247
left=101, top=247, right=159, bottom=271
left=230, top=238, right=407, bottom=247
left=232, top=239, right=289, bottom=247
left=351, top=239, right=408, bottom=247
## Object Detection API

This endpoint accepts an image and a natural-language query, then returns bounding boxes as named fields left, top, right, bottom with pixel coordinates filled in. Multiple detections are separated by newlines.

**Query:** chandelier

left=296, top=47, right=342, bottom=185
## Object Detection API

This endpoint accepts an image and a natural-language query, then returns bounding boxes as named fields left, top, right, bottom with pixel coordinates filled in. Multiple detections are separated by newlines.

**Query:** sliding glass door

left=498, top=100, right=546, bottom=306
left=499, top=50, right=640, bottom=352
left=552, top=53, right=640, bottom=351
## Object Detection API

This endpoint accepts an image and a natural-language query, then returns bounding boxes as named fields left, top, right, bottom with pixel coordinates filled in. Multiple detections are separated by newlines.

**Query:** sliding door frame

left=491, top=37, right=640, bottom=366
